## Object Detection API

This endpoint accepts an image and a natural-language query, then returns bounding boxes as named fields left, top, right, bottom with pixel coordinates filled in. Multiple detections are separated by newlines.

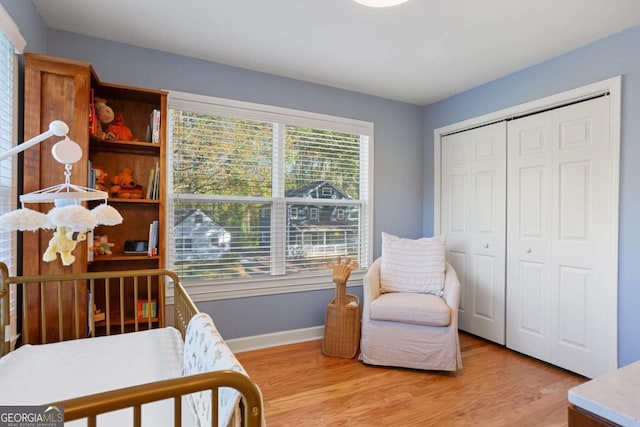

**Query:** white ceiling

left=32, top=0, right=640, bottom=106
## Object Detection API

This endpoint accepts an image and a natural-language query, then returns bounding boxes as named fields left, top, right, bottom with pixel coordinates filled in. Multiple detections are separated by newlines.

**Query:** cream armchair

left=359, top=258, right=462, bottom=371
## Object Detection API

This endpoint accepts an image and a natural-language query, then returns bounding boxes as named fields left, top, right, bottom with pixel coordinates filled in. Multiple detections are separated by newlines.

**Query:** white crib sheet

left=0, top=327, right=195, bottom=426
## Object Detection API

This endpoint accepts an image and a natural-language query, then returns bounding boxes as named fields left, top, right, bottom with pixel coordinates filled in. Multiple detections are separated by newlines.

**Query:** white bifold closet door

left=441, top=122, right=507, bottom=345
left=506, top=96, right=616, bottom=379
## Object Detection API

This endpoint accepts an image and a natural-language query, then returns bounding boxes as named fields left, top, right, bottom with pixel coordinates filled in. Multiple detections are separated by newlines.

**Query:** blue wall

left=0, top=0, right=46, bottom=54
left=0, top=0, right=423, bottom=340
left=422, top=25, right=640, bottom=367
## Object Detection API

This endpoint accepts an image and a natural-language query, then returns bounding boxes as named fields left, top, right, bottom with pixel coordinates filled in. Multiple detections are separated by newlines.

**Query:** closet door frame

left=433, top=76, right=621, bottom=365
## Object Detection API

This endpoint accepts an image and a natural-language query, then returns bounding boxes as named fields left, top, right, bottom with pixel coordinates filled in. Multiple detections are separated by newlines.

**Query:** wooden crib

left=0, top=262, right=262, bottom=426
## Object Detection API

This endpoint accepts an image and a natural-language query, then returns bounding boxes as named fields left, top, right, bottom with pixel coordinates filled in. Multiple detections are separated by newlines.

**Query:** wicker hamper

left=322, top=292, right=361, bottom=358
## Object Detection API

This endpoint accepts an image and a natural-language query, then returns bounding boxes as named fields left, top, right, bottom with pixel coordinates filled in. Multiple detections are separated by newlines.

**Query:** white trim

left=365, top=133, right=374, bottom=266
left=608, top=78, right=622, bottom=328
left=433, top=76, right=621, bottom=234
left=227, top=325, right=324, bottom=353
left=166, top=90, right=374, bottom=300
left=168, top=90, right=373, bottom=135
left=169, top=273, right=364, bottom=302
left=0, top=5, right=25, bottom=53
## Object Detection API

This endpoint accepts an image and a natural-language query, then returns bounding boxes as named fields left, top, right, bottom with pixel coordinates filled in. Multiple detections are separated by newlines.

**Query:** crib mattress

left=0, top=327, right=195, bottom=426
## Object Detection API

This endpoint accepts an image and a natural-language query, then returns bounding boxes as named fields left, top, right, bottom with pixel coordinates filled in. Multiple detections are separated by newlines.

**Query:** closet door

left=507, top=96, right=617, bottom=378
left=441, top=122, right=506, bottom=344
left=505, top=111, right=553, bottom=362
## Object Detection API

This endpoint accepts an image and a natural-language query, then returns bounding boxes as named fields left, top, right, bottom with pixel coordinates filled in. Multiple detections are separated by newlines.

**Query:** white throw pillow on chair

left=379, top=232, right=446, bottom=296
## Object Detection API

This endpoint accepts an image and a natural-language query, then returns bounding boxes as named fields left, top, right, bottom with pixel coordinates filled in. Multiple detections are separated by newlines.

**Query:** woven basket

left=322, top=293, right=361, bottom=358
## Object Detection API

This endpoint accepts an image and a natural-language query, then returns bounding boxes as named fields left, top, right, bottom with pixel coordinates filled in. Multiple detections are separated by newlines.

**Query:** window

left=0, top=5, right=25, bottom=347
left=289, top=207, right=298, bottom=220
left=167, top=92, right=372, bottom=297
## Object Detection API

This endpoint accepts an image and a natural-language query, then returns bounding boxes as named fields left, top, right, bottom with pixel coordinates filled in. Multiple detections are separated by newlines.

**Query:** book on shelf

left=145, top=163, right=160, bottom=199
left=88, top=88, right=97, bottom=135
left=87, top=229, right=94, bottom=262
left=147, top=220, right=159, bottom=256
left=146, top=167, right=155, bottom=199
left=152, top=162, right=160, bottom=199
left=88, top=160, right=94, bottom=190
left=137, top=299, right=157, bottom=319
left=149, top=109, right=161, bottom=143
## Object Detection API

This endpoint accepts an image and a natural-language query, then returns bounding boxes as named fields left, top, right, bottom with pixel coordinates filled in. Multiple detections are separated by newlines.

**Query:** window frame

left=167, top=91, right=374, bottom=301
left=310, top=207, right=319, bottom=221
left=289, top=207, right=298, bottom=220
left=0, top=4, right=25, bottom=348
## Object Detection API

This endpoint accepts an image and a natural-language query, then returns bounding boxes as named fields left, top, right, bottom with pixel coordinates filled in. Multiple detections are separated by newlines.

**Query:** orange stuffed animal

left=105, top=113, right=134, bottom=141
left=110, top=167, right=145, bottom=199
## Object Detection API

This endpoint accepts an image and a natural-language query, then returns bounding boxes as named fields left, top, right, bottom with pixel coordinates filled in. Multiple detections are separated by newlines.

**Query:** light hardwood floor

left=235, top=332, right=587, bottom=426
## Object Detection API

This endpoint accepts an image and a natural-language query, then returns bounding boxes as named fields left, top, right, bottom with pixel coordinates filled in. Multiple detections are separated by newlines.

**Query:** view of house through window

left=167, top=93, right=372, bottom=290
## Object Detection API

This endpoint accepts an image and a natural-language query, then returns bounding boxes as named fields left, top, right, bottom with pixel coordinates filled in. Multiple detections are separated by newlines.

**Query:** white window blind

left=0, top=4, right=24, bottom=347
left=167, top=92, right=372, bottom=296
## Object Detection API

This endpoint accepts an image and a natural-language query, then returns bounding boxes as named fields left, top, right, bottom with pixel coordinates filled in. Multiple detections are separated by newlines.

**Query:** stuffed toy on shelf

left=93, top=165, right=110, bottom=192
left=105, top=113, right=134, bottom=141
left=110, top=167, right=145, bottom=199
left=94, top=97, right=134, bottom=141
left=92, top=234, right=115, bottom=256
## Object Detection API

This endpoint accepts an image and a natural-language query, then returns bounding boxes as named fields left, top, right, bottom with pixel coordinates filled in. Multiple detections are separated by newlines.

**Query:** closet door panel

left=442, top=122, right=506, bottom=344
left=550, top=97, right=615, bottom=378
left=518, top=167, right=544, bottom=238
left=506, top=111, right=552, bottom=359
left=469, top=124, right=506, bottom=344
left=514, top=260, right=549, bottom=360
left=518, top=261, right=545, bottom=336
left=473, top=254, right=497, bottom=320
left=558, top=161, right=591, bottom=241
left=556, top=266, right=589, bottom=347
left=441, top=132, right=471, bottom=322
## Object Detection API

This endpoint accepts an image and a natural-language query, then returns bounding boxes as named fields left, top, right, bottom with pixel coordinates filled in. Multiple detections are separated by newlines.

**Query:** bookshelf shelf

left=90, top=254, right=160, bottom=263
left=94, top=314, right=159, bottom=327
left=91, top=137, right=161, bottom=155
left=108, top=198, right=160, bottom=204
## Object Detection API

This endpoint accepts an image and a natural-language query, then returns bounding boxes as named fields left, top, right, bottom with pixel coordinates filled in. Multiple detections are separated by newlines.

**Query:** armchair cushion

left=369, top=292, right=451, bottom=326
left=380, top=232, right=446, bottom=296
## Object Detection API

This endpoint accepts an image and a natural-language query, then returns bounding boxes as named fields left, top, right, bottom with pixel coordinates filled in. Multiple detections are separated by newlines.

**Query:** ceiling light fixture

left=354, top=0, right=409, bottom=7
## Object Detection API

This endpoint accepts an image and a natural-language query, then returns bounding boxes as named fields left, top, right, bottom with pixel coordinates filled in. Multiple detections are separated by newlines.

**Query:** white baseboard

left=226, top=325, right=324, bottom=353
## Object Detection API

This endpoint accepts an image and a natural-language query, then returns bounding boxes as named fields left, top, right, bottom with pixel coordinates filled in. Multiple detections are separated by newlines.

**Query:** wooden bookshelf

left=23, top=53, right=167, bottom=341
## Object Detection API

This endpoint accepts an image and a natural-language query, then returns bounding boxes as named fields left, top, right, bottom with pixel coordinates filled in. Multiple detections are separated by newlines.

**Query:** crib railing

left=0, top=263, right=8, bottom=356
left=51, top=370, right=263, bottom=427
left=0, top=262, right=198, bottom=354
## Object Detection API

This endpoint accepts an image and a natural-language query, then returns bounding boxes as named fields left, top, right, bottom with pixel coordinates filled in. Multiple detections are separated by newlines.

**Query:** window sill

left=166, top=269, right=365, bottom=303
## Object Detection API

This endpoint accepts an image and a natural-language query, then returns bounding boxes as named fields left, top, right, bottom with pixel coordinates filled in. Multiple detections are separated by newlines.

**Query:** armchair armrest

left=362, top=258, right=382, bottom=317
left=443, top=262, right=461, bottom=313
